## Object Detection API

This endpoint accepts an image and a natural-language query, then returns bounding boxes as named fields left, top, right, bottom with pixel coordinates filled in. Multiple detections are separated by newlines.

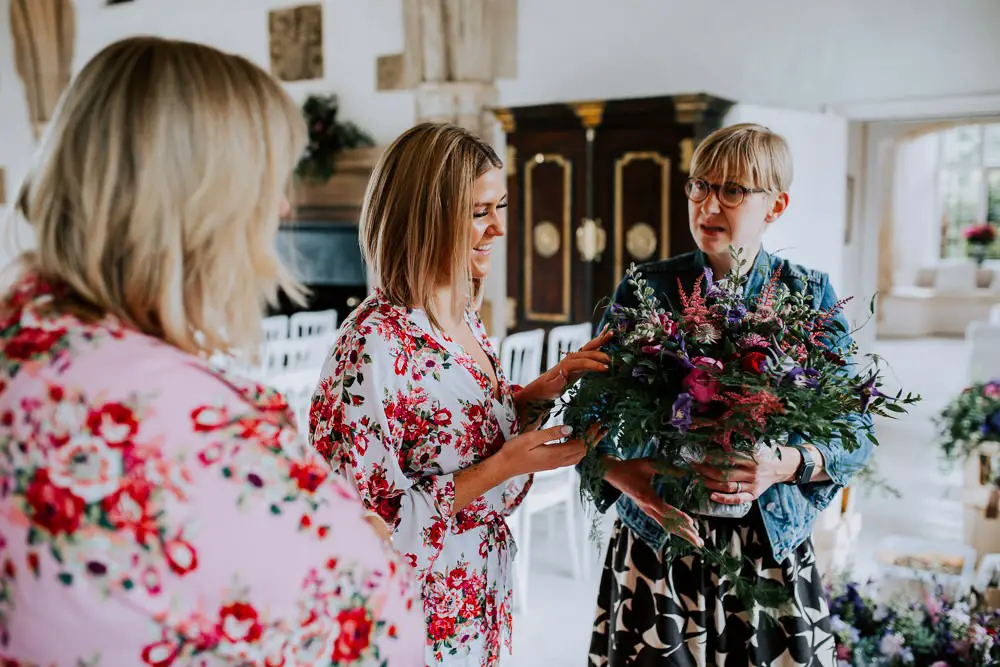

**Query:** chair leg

left=518, top=512, right=531, bottom=613
left=565, top=496, right=583, bottom=580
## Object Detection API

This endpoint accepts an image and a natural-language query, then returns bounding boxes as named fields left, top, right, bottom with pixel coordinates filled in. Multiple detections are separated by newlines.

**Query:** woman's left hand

left=690, top=446, right=801, bottom=505
left=518, top=328, right=614, bottom=404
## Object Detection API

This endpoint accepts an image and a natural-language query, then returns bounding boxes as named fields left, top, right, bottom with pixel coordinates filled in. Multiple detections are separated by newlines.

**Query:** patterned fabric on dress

left=310, top=290, right=531, bottom=667
left=588, top=510, right=835, bottom=667
left=0, top=274, right=423, bottom=666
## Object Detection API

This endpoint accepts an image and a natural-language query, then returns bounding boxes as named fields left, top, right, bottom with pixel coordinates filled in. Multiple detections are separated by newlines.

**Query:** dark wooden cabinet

left=494, top=93, right=734, bottom=334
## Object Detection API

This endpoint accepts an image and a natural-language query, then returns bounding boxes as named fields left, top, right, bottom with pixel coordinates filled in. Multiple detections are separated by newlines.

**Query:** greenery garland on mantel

left=295, top=93, right=375, bottom=183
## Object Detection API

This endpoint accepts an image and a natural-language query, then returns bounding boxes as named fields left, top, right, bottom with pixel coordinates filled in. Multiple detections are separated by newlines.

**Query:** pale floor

left=505, top=337, right=970, bottom=666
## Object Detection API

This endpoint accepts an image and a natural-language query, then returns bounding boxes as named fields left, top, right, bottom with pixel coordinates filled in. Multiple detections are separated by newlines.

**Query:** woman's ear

left=765, top=192, right=790, bottom=223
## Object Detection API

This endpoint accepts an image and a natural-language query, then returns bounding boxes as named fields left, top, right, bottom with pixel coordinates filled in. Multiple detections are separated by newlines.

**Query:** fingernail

left=561, top=425, right=573, bottom=435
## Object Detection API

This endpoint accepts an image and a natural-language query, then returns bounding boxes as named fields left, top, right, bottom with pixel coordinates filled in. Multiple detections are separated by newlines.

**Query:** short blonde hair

left=690, top=123, right=793, bottom=193
left=359, top=122, right=501, bottom=329
left=14, top=36, right=306, bottom=356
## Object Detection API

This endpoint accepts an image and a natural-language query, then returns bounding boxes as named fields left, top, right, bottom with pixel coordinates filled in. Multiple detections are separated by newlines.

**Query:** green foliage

left=295, top=94, right=375, bottom=182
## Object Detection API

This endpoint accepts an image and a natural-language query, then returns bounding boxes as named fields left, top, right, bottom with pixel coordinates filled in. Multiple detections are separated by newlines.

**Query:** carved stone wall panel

left=268, top=4, right=324, bottom=82
left=415, top=81, right=498, bottom=138
left=9, top=0, right=75, bottom=141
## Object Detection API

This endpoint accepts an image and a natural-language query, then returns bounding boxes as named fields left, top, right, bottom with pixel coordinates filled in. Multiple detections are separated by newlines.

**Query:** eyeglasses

left=684, top=178, right=768, bottom=208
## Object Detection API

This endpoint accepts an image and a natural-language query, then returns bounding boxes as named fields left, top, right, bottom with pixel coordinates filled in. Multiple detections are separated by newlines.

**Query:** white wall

left=724, top=104, right=848, bottom=291
left=891, top=133, right=940, bottom=282
left=500, top=0, right=1000, bottom=112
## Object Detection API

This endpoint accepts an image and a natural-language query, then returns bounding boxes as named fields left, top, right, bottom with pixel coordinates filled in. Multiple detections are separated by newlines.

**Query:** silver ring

left=736, top=481, right=742, bottom=493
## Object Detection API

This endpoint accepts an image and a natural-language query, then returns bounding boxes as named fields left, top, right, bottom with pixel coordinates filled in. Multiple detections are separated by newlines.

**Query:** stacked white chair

left=501, top=324, right=598, bottom=612
left=269, top=368, right=320, bottom=431
left=262, top=315, right=289, bottom=342
left=289, top=310, right=338, bottom=339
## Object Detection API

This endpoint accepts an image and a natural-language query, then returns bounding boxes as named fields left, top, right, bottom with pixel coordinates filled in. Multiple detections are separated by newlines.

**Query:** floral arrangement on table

left=295, top=93, right=374, bottom=183
left=962, top=222, right=997, bottom=266
left=936, top=379, right=1000, bottom=469
left=562, top=249, right=920, bottom=606
left=828, top=580, right=1000, bottom=666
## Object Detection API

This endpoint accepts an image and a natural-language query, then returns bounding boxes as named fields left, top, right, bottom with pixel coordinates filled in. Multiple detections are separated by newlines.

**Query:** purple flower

left=726, top=303, right=747, bottom=327
left=988, top=410, right=1000, bottom=434
left=669, top=393, right=693, bottom=434
left=857, top=375, right=884, bottom=412
left=785, top=367, right=820, bottom=390
left=632, top=366, right=651, bottom=381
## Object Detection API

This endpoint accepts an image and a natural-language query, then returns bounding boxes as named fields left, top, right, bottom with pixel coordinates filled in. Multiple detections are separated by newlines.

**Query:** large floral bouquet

left=937, top=379, right=1000, bottom=468
left=562, top=251, right=919, bottom=603
left=828, top=580, right=1000, bottom=666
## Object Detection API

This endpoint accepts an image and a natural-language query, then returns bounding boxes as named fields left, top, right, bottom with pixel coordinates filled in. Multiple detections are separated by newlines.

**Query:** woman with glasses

left=586, top=123, right=873, bottom=666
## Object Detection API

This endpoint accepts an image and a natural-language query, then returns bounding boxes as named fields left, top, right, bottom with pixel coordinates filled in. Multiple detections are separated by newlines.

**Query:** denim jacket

left=589, top=249, right=875, bottom=564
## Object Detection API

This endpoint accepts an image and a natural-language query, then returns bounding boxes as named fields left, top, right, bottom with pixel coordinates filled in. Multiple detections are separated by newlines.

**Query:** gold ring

left=736, top=481, right=742, bottom=493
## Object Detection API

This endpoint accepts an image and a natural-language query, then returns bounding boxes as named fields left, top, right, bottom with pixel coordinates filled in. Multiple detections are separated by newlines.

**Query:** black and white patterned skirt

left=588, top=507, right=835, bottom=666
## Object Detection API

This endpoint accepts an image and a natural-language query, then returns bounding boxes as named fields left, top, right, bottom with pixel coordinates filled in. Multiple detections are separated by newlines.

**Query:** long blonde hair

left=13, top=36, right=306, bottom=355
left=359, top=122, right=502, bottom=330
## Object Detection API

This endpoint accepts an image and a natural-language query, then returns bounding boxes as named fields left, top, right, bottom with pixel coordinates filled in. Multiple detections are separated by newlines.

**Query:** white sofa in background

left=878, top=263, right=1000, bottom=338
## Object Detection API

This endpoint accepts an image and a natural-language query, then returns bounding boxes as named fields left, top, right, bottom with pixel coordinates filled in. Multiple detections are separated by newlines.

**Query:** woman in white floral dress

left=309, top=122, right=611, bottom=666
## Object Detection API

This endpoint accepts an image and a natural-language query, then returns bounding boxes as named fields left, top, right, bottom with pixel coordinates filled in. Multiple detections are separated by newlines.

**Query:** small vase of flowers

left=962, top=222, right=997, bottom=267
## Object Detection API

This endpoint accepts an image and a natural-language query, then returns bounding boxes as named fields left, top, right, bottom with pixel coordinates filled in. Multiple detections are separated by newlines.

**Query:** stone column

left=401, top=0, right=516, bottom=138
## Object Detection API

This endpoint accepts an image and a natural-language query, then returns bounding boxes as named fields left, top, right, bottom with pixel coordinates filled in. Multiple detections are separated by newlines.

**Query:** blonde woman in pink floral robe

left=0, top=36, right=423, bottom=665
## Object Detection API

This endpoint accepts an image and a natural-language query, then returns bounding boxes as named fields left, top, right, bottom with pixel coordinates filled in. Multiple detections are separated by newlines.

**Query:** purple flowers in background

left=785, top=366, right=820, bottom=390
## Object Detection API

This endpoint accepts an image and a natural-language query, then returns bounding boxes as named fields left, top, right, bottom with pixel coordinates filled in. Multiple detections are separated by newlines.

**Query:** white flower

left=48, top=434, right=123, bottom=502
left=879, top=632, right=906, bottom=657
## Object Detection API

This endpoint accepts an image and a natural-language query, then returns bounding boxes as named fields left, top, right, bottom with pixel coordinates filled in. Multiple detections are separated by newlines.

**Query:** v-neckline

left=374, top=290, right=506, bottom=406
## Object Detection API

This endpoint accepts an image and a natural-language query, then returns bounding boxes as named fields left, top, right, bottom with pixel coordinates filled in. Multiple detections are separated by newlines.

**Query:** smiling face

left=469, top=167, right=507, bottom=280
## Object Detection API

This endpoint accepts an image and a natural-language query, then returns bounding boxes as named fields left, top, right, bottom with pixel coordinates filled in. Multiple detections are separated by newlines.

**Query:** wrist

left=780, top=446, right=804, bottom=483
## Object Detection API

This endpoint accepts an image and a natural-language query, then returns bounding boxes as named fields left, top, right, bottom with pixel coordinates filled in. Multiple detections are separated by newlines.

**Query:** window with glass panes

left=939, top=123, right=1000, bottom=259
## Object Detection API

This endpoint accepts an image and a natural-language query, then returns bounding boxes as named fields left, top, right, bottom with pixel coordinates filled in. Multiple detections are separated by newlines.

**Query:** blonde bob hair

left=13, top=36, right=306, bottom=356
left=690, top=123, right=794, bottom=194
left=360, top=122, right=502, bottom=330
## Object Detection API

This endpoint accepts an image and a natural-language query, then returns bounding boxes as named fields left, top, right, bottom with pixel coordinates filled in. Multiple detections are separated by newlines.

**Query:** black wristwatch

left=786, top=443, right=815, bottom=485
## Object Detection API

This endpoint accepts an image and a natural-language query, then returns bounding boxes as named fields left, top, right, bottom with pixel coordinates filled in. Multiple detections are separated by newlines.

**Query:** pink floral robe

left=0, top=274, right=424, bottom=666
left=309, top=290, right=531, bottom=667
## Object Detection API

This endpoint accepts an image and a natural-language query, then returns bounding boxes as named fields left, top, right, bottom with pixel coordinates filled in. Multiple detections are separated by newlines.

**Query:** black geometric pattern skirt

left=587, top=507, right=835, bottom=666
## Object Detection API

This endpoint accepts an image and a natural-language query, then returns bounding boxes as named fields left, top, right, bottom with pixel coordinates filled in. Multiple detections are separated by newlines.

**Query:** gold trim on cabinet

left=491, top=107, right=515, bottom=133
left=506, top=145, right=517, bottom=176
left=524, top=153, right=572, bottom=323
left=673, top=94, right=710, bottom=124
left=614, top=151, right=671, bottom=280
left=571, top=101, right=605, bottom=129
left=679, top=138, right=694, bottom=173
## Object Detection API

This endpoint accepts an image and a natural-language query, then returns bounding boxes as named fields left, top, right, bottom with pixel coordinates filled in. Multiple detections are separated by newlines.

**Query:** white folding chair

left=546, top=323, right=593, bottom=372
left=289, top=310, right=338, bottom=339
left=262, top=315, right=289, bottom=342
left=498, top=329, right=544, bottom=387
left=268, top=368, right=320, bottom=431
left=261, top=337, right=331, bottom=376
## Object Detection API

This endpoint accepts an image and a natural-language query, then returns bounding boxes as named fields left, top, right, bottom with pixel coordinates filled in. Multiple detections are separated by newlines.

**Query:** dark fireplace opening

left=268, top=214, right=369, bottom=323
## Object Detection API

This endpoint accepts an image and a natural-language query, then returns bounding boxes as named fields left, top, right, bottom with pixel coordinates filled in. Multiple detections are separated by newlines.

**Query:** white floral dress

left=310, top=290, right=532, bottom=666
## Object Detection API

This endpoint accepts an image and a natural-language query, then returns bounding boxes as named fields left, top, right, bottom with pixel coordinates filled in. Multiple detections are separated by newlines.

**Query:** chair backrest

left=268, top=368, right=320, bottom=430
left=289, top=310, right=338, bottom=339
left=966, top=321, right=1000, bottom=384
left=546, top=322, right=593, bottom=370
left=262, top=315, right=289, bottom=342
left=499, top=329, right=545, bottom=386
left=261, top=336, right=331, bottom=375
